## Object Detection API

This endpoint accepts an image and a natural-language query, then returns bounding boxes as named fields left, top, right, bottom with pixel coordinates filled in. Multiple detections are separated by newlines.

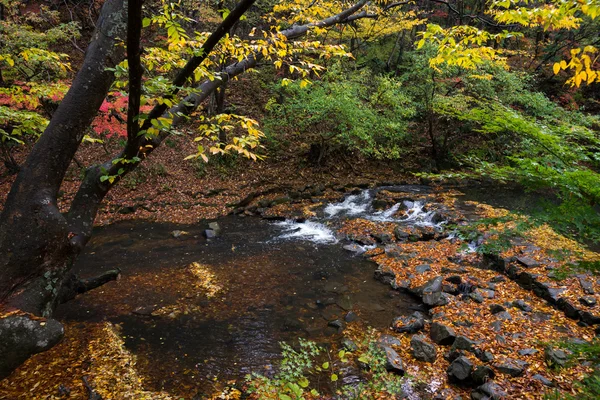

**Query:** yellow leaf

left=553, top=62, right=561, bottom=75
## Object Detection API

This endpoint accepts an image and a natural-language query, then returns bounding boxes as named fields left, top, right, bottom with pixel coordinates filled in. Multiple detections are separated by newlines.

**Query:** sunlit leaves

left=185, top=114, right=265, bottom=162
left=490, top=0, right=599, bottom=30
left=418, top=25, right=517, bottom=71
left=553, top=46, right=600, bottom=87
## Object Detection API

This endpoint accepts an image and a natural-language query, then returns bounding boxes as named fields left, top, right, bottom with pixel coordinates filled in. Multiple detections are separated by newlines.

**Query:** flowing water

left=56, top=186, right=442, bottom=397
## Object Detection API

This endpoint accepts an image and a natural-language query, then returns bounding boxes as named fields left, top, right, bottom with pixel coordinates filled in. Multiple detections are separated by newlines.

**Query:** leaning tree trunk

left=0, top=0, right=376, bottom=379
left=0, top=0, right=128, bottom=378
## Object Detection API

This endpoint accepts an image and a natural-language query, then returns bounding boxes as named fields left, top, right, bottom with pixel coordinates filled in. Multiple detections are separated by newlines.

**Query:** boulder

left=545, top=347, right=568, bottom=368
left=495, top=311, right=512, bottom=321
left=451, top=335, right=477, bottom=353
left=476, top=350, right=494, bottom=363
left=494, top=358, right=527, bottom=377
left=204, top=229, right=217, bottom=239
left=578, top=275, right=595, bottom=295
left=472, top=365, right=495, bottom=384
left=557, top=298, right=580, bottom=319
left=421, top=277, right=444, bottom=306
left=391, top=311, right=425, bottom=334
left=447, top=356, right=473, bottom=382
left=579, top=311, right=600, bottom=325
left=469, top=292, right=484, bottom=304
left=344, top=311, right=359, bottom=323
left=415, top=264, right=431, bottom=274
left=374, top=265, right=398, bottom=289
left=378, top=334, right=401, bottom=347
left=430, top=322, right=456, bottom=345
left=512, top=300, right=532, bottom=312
left=410, top=335, right=437, bottom=363
left=381, top=346, right=404, bottom=375
left=532, top=374, right=554, bottom=387
left=0, top=315, right=64, bottom=379
left=371, top=232, right=393, bottom=244
left=516, top=256, right=540, bottom=268
left=341, top=338, right=358, bottom=352
left=518, top=348, right=538, bottom=356
left=471, top=382, right=507, bottom=400
left=580, top=296, right=597, bottom=307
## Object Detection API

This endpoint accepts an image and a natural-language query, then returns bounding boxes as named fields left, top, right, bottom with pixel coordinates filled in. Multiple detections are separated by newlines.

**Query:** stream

left=56, top=186, right=447, bottom=396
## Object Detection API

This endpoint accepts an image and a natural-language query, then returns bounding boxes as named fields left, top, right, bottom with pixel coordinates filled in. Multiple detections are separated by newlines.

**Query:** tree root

left=59, top=269, right=121, bottom=304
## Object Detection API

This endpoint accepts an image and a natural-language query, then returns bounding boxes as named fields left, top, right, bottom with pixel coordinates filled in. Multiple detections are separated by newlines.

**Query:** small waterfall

left=401, top=200, right=443, bottom=228
left=324, top=190, right=372, bottom=218
left=274, top=188, right=446, bottom=244
left=272, top=220, right=338, bottom=244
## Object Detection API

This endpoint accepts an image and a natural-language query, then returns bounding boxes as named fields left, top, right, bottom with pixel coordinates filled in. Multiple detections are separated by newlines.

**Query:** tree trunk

left=0, top=0, right=128, bottom=378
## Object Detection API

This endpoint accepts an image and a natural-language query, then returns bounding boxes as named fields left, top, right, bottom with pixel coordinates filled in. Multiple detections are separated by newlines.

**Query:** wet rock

left=518, top=348, right=538, bottom=356
left=378, top=335, right=401, bottom=347
left=545, top=347, right=568, bottom=368
left=512, top=300, right=532, bottom=312
left=394, top=226, right=412, bottom=241
left=374, top=266, right=398, bottom=289
left=371, top=232, right=393, bottom=244
left=471, top=382, right=506, bottom=400
left=489, top=304, right=506, bottom=314
left=372, top=199, right=389, bottom=210
left=421, top=277, right=444, bottom=306
left=344, top=311, right=359, bottom=323
left=447, top=356, right=473, bottom=382
left=341, top=337, right=358, bottom=352
left=430, top=322, right=456, bottom=345
left=490, top=275, right=506, bottom=283
left=170, top=230, right=186, bottom=238
left=452, top=335, right=477, bottom=353
left=391, top=311, right=425, bottom=334
left=320, top=308, right=339, bottom=321
left=204, top=229, right=217, bottom=239
left=494, top=358, right=527, bottom=377
left=516, top=256, right=540, bottom=268
left=578, top=275, right=595, bottom=295
left=580, top=296, right=597, bottom=307
left=472, top=366, right=495, bottom=384
left=282, top=318, right=303, bottom=331
left=381, top=346, right=404, bottom=375
left=208, top=222, right=221, bottom=235
left=415, top=264, right=431, bottom=274
left=336, top=295, right=353, bottom=311
left=328, top=319, right=344, bottom=332
left=316, top=298, right=336, bottom=307
left=532, top=374, right=554, bottom=387
left=410, top=335, right=437, bottom=363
